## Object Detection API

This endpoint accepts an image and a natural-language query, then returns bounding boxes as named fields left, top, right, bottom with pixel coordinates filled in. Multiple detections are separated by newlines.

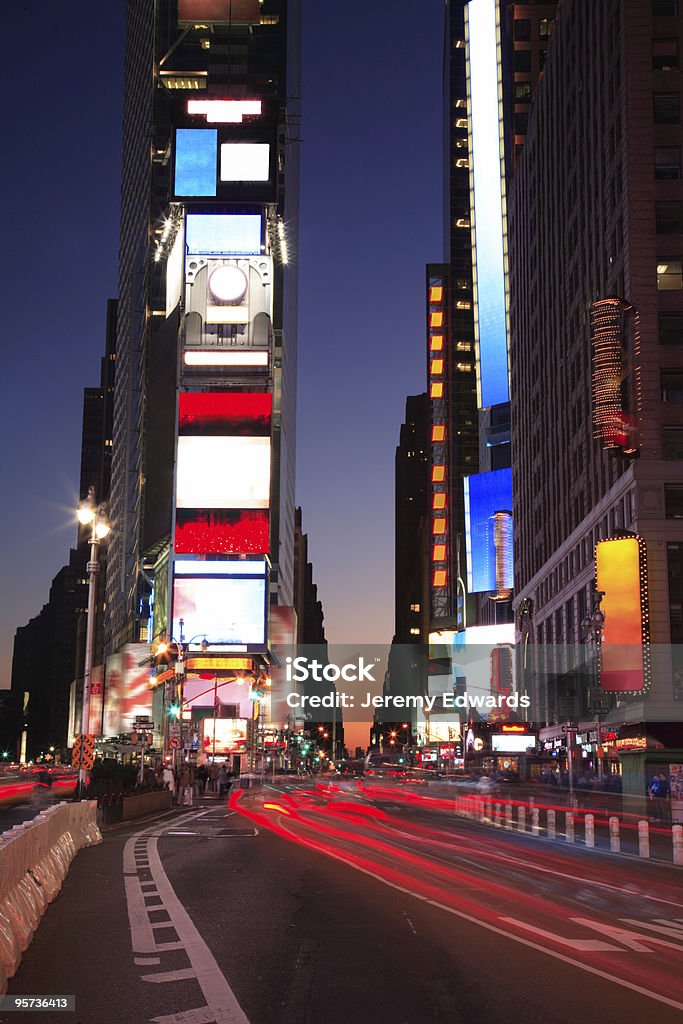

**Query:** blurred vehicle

left=364, top=752, right=409, bottom=778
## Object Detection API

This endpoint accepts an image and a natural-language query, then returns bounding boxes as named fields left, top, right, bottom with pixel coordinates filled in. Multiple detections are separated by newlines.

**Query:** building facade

left=509, top=0, right=683, bottom=733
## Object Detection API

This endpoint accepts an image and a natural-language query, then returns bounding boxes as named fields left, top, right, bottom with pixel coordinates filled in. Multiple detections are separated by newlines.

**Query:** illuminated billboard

left=492, top=734, right=533, bottom=753
left=176, top=436, right=270, bottom=509
left=466, top=0, right=509, bottom=409
left=178, top=0, right=261, bottom=25
left=175, top=509, right=268, bottom=554
left=463, top=468, right=513, bottom=592
left=595, top=535, right=650, bottom=693
left=201, top=718, right=248, bottom=755
left=179, top=392, right=271, bottom=436
left=172, top=576, right=266, bottom=644
left=173, top=128, right=275, bottom=201
left=186, top=213, right=262, bottom=255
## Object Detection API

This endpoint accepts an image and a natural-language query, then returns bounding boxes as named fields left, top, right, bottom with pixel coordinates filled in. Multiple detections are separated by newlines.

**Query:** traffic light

left=168, top=704, right=181, bottom=719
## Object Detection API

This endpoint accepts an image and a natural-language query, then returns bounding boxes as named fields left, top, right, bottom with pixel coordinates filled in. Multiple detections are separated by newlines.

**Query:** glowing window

left=433, top=493, right=447, bottom=510
left=220, top=143, right=270, bottom=182
left=433, top=544, right=447, bottom=561
left=430, top=311, right=444, bottom=328
left=433, top=570, right=447, bottom=587
left=431, top=359, right=444, bottom=376
left=432, top=425, right=446, bottom=442
left=430, top=335, right=444, bottom=351
left=432, top=466, right=446, bottom=483
left=433, top=518, right=447, bottom=535
left=430, top=382, right=444, bottom=398
left=430, top=286, right=443, bottom=303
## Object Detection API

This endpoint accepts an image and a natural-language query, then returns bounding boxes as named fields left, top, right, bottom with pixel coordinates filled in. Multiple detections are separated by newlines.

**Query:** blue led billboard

left=467, top=0, right=509, bottom=409
left=174, top=128, right=218, bottom=197
left=186, top=213, right=262, bottom=255
left=463, top=468, right=513, bottom=593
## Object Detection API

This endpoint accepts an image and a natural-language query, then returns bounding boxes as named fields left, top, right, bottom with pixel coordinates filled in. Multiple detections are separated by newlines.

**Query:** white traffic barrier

left=566, top=812, right=575, bottom=843
left=0, top=801, right=101, bottom=995
left=638, top=820, right=650, bottom=859
left=505, top=803, right=513, bottom=829
left=609, top=816, right=620, bottom=854
left=547, top=809, right=556, bottom=840
left=673, top=825, right=683, bottom=867
left=517, top=806, right=526, bottom=833
left=494, top=802, right=502, bottom=826
left=531, top=807, right=540, bottom=836
left=584, top=814, right=595, bottom=848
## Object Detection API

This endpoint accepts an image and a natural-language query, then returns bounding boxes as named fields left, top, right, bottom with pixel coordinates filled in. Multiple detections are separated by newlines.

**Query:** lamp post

left=582, top=590, right=606, bottom=786
left=76, top=486, right=110, bottom=798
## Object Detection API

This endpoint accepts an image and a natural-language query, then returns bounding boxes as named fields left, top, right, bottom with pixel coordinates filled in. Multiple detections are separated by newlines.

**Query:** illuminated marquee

left=428, top=269, right=450, bottom=617
left=590, top=298, right=639, bottom=453
left=466, top=0, right=510, bottom=409
left=595, top=535, right=650, bottom=694
left=188, top=99, right=262, bottom=124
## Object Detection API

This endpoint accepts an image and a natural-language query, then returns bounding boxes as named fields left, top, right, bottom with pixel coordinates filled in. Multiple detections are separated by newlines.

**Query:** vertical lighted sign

left=466, top=0, right=509, bottom=409
left=428, top=272, right=450, bottom=617
left=595, top=535, right=650, bottom=693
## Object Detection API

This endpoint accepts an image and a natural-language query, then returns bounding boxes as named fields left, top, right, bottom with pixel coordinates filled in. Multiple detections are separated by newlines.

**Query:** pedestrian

left=179, top=763, right=194, bottom=806
left=209, top=762, right=220, bottom=793
left=648, top=772, right=669, bottom=823
left=217, top=763, right=228, bottom=797
left=163, top=764, right=175, bottom=803
left=197, top=762, right=209, bottom=795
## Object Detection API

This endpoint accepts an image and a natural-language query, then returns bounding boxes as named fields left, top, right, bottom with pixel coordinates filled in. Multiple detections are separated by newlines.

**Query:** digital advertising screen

left=172, top=575, right=266, bottom=644
left=174, top=509, right=269, bottom=554
left=173, top=128, right=276, bottom=201
left=185, top=213, right=262, bottom=255
left=463, top=468, right=513, bottom=593
left=179, top=392, right=272, bottom=436
left=175, top=436, right=271, bottom=509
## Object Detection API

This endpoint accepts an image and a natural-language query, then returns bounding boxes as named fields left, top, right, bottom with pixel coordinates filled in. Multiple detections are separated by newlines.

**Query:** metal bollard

left=638, top=819, right=650, bottom=859
left=566, top=812, right=575, bottom=843
left=505, top=803, right=513, bottom=829
left=609, top=816, right=620, bottom=854
left=531, top=807, right=540, bottom=836
left=517, top=805, right=526, bottom=832
left=584, top=813, right=595, bottom=848
left=484, top=799, right=492, bottom=822
left=673, top=825, right=683, bottom=867
left=547, top=809, right=556, bottom=839
left=494, top=802, right=502, bottom=827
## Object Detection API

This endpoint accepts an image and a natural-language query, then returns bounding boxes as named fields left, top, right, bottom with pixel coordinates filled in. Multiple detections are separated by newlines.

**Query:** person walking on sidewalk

left=179, top=763, right=194, bottom=806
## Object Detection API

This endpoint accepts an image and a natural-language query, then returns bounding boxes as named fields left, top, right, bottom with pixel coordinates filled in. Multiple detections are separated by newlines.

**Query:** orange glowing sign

left=433, top=518, right=446, bottom=534
left=433, top=570, right=447, bottom=587
left=430, top=382, right=444, bottom=399
left=432, top=425, right=446, bottom=442
left=430, top=311, right=444, bottom=328
left=595, top=535, right=649, bottom=693
left=430, top=286, right=443, bottom=303
left=433, top=544, right=446, bottom=561
left=433, top=494, right=446, bottom=510
left=185, top=657, right=252, bottom=671
left=432, top=465, right=445, bottom=483
left=430, top=335, right=444, bottom=351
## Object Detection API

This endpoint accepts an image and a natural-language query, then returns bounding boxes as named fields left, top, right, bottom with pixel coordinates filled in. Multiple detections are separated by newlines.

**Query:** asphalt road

left=3, top=781, right=683, bottom=1024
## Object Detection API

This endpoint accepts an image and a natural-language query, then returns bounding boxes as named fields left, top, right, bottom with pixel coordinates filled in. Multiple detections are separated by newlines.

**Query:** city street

left=4, top=783, right=683, bottom=1024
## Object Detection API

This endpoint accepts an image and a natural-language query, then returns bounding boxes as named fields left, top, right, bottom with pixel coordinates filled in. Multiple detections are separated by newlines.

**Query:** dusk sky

left=0, top=1, right=444, bottom=694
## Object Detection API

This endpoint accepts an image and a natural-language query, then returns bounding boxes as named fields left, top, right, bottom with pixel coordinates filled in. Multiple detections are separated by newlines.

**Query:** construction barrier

left=0, top=801, right=101, bottom=994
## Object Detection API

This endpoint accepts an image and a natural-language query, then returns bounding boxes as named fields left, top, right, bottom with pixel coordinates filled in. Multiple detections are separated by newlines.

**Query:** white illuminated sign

left=188, top=99, right=262, bottom=123
left=174, top=559, right=266, bottom=576
left=176, top=436, right=271, bottom=509
left=220, top=143, right=270, bottom=182
left=172, top=576, right=266, bottom=644
left=184, top=351, right=269, bottom=367
left=492, top=734, right=533, bottom=753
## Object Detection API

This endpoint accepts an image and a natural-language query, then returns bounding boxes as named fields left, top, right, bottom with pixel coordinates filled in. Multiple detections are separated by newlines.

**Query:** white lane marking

left=499, top=917, right=622, bottom=952
left=146, top=837, right=251, bottom=1023
left=142, top=968, right=197, bottom=983
left=135, top=957, right=161, bottom=966
left=152, top=1007, right=216, bottom=1024
left=271, top=816, right=683, bottom=1013
left=125, top=874, right=160, bottom=953
left=571, top=918, right=660, bottom=952
left=617, top=919, right=683, bottom=946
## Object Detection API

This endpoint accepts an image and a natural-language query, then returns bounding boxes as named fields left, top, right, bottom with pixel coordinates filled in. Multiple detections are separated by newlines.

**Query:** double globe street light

left=76, top=486, right=110, bottom=797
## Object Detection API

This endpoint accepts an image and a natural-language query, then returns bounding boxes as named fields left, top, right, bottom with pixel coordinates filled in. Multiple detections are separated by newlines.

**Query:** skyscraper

left=104, top=2, right=301, bottom=741
left=509, top=0, right=683, bottom=740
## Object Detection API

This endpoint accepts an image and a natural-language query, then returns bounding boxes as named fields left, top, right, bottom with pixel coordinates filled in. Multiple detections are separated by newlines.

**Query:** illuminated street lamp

left=76, top=486, right=110, bottom=797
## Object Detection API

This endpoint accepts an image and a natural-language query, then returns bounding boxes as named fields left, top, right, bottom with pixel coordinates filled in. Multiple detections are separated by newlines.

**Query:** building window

left=657, top=259, right=683, bottom=289
left=665, top=485, right=683, bottom=517
left=654, top=92, right=681, bottom=124
left=515, top=81, right=532, bottom=103
left=409, top=628, right=420, bottom=636
left=515, top=112, right=529, bottom=136
left=514, top=19, right=531, bottom=41
left=514, top=50, right=531, bottom=73
left=655, top=146, right=681, bottom=179
left=539, top=18, right=555, bottom=40
left=654, top=0, right=679, bottom=14
left=656, top=201, right=683, bottom=233
left=660, top=311, right=683, bottom=343
left=410, top=603, right=420, bottom=613
left=662, top=369, right=683, bottom=401
left=653, top=38, right=679, bottom=70
left=663, top=426, right=683, bottom=458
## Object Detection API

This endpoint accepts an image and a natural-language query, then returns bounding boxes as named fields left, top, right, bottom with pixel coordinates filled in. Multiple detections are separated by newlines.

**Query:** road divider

left=0, top=801, right=101, bottom=994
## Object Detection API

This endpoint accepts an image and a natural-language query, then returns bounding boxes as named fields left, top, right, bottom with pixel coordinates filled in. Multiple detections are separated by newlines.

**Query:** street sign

left=170, top=736, right=180, bottom=749
left=72, top=733, right=95, bottom=770
left=170, top=724, right=181, bottom=738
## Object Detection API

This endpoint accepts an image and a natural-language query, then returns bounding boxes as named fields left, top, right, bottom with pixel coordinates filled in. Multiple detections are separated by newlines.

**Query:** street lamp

left=76, top=486, right=110, bottom=798
left=582, top=589, right=607, bottom=785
